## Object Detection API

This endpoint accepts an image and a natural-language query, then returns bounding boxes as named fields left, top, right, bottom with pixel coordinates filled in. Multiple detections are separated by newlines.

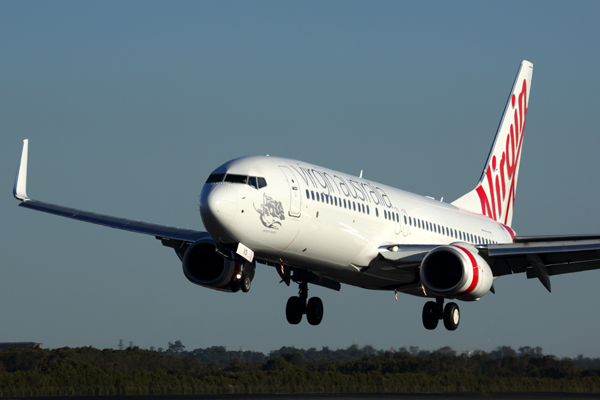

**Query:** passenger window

left=404, top=215, right=407, bottom=224
left=311, top=191, right=315, bottom=200
left=367, top=205, right=370, bottom=215
left=305, top=189, right=310, bottom=199
left=334, top=197, right=338, bottom=206
left=206, top=173, right=225, bottom=183
left=353, top=202, right=356, bottom=211
left=362, top=204, right=365, bottom=213
left=257, top=177, right=267, bottom=188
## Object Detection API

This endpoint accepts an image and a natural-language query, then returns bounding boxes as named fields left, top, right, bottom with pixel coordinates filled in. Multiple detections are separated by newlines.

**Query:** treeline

left=160, top=341, right=600, bottom=368
left=0, top=345, right=600, bottom=396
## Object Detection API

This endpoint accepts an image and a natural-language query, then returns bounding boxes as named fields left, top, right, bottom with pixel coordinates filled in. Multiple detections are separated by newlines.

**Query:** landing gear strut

left=422, top=297, right=460, bottom=331
left=285, top=280, right=323, bottom=325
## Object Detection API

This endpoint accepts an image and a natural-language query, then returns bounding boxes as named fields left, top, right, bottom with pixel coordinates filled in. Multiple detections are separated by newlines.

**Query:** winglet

left=13, top=139, right=29, bottom=201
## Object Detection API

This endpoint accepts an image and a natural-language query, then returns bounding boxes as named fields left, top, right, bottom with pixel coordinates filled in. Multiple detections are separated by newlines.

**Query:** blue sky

left=2, top=1, right=600, bottom=356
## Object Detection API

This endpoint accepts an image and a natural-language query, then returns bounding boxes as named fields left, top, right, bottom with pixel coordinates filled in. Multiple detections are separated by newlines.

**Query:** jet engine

left=182, top=237, right=243, bottom=292
left=420, top=245, right=493, bottom=300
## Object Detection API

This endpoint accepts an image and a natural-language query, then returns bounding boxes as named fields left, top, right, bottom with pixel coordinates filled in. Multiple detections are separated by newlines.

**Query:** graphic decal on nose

left=254, top=193, right=285, bottom=230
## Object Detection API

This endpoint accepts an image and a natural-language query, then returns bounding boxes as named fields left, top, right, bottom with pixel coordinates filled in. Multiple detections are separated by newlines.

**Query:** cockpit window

left=224, top=174, right=248, bottom=184
left=220, top=173, right=268, bottom=189
left=248, top=176, right=258, bottom=189
left=206, top=173, right=225, bottom=183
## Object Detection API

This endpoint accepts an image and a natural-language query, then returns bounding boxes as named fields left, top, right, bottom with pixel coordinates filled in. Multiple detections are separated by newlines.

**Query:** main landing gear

left=286, top=281, right=324, bottom=326
left=422, top=297, right=460, bottom=331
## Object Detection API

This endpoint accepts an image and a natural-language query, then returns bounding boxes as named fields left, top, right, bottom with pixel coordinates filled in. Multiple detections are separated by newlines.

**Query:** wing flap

left=478, top=237, right=600, bottom=291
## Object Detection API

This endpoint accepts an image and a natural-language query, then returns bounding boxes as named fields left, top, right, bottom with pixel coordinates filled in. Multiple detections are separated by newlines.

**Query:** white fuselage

left=200, top=155, right=513, bottom=293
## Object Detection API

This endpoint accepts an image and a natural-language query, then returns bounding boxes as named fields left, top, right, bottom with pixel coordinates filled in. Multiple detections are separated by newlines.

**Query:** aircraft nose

left=200, top=184, right=238, bottom=241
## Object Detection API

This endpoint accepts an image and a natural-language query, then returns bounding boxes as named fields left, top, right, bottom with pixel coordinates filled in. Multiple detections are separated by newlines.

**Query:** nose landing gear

left=285, top=280, right=323, bottom=326
left=422, top=297, right=460, bottom=331
left=230, top=261, right=255, bottom=293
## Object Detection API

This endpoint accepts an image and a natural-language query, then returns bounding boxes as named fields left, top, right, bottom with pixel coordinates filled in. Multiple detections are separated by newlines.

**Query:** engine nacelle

left=182, top=237, right=242, bottom=292
left=420, top=245, right=493, bottom=301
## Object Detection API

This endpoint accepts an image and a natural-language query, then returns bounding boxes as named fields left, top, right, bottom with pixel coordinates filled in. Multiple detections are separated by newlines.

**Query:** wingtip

left=13, top=139, right=29, bottom=201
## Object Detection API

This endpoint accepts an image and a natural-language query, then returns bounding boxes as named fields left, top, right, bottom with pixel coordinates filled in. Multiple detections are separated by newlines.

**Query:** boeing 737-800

left=14, top=60, right=600, bottom=331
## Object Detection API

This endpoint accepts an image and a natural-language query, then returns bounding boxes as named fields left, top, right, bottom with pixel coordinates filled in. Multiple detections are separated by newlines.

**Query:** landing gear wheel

left=286, top=296, right=304, bottom=325
left=443, top=302, right=460, bottom=331
left=230, top=278, right=241, bottom=293
left=422, top=301, right=439, bottom=330
left=306, top=297, right=324, bottom=326
left=241, top=275, right=251, bottom=293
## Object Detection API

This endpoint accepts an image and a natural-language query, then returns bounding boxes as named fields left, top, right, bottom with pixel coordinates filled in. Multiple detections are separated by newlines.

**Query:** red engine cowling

left=182, top=237, right=242, bottom=292
left=420, top=245, right=493, bottom=301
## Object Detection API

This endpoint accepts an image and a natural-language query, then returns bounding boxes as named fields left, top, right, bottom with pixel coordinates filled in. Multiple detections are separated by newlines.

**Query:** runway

left=14, top=393, right=600, bottom=400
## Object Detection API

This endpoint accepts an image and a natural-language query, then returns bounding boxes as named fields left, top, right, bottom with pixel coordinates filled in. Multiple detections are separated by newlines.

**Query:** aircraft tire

left=286, top=296, right=303, bottom=325
left=422, top=301, right=439, bottom=330
left=306, top=297, right=324, bottom=326
left=230, top=278, right=241, bottom=292
left=443, top=302, right=460, bottom=331
left=241, top=275, right=251, bottom=293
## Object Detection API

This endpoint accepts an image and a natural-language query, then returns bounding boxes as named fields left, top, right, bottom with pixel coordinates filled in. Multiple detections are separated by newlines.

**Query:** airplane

left=13, top=60, right=600, bottom=331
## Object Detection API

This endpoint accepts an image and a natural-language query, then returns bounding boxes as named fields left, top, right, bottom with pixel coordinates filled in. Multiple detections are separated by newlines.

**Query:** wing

left=14, top=139, right=208, bottom=244
left=374, top=236, right=600, bottom=293
left=480, top=235, right=600, bottom=292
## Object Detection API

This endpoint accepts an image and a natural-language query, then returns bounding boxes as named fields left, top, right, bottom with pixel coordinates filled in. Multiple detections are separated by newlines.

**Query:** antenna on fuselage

left=359, top=170, right=363, bottom=179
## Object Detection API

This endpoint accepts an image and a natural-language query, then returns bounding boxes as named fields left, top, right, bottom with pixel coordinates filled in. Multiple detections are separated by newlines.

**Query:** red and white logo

left=476, top=79, right=528, bottom=225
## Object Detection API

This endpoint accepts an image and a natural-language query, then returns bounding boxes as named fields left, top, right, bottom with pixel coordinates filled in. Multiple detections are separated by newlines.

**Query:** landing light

left=236, top=273, right=242, bottom=280
left=391, top=246, right=399, bottom=252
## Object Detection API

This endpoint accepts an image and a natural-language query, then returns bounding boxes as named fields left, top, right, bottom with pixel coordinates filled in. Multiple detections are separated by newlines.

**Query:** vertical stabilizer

left=452, top=61, right=533, bottom=227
